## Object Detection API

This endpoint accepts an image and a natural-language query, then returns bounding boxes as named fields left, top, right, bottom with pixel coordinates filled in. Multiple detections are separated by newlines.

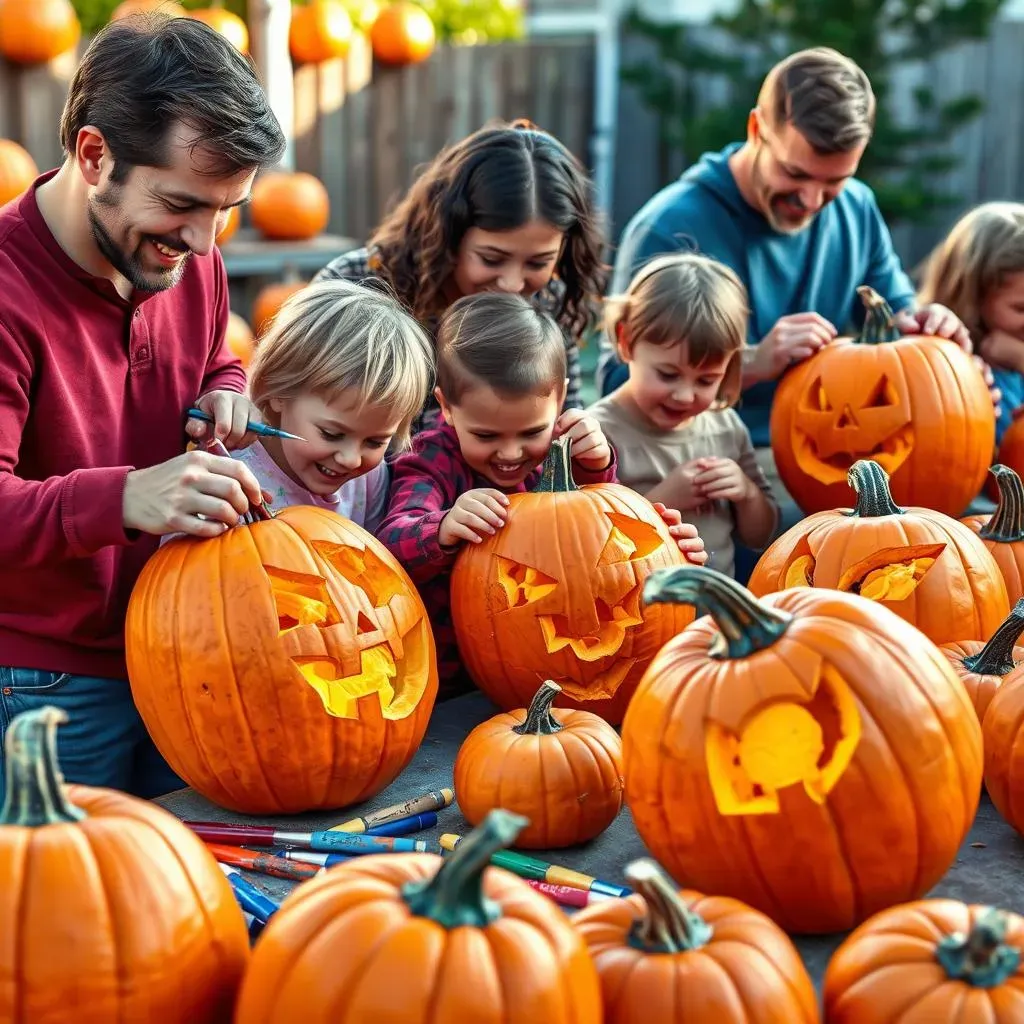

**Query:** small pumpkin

left=0, top=706, right=250, bottom=1022
left=250, top=171, right=330, bottom=241
left=252, top=280, right=306, bottom=336
left=748, top=458, right=1009, bottom=647
left=574, top=858, right=819, bottom=1023
left=824, top=899, right=1024, bottom=1021
left=226, top=311, right=255, bottom=367
left=454, top=680, right=624, bottom=849
left=234, top=809, right=603, bottom=1022
left=622, top=565, right=982, bottom=934
left=451, top=436, right=693, bottom=725
left=187, top=7, right=249, bottom=53
left=0, top=0, right=80, bottom=64
left=370, top=0, right=435, bottom=66
left=289, top=0, right=353, bottom=64
left=0, top=138, right=39, bottom=208
left=110, top=0, right=187, bottom=18
left=983, top=663, right=1024, bottom=835
left=962, top=464, right=1024, bottom=604
left=770, top=285, right=995, bottom=516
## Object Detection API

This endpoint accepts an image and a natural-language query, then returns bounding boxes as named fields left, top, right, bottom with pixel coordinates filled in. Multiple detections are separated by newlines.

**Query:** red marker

left=526, top=879, right=616, bottom=909
left=206, top=843, right=323, bottom=882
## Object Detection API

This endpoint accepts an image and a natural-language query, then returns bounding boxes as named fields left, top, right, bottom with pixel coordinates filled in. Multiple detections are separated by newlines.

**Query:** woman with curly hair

left=313, top=119, right=607, bottom=434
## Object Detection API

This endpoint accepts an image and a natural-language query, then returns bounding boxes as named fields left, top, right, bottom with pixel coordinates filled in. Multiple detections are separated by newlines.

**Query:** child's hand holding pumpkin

left=555, top=409, right=612, bottom=471
left=439, top=488, right=510, bottom=548
left=652, top=502, right=708, bottom=564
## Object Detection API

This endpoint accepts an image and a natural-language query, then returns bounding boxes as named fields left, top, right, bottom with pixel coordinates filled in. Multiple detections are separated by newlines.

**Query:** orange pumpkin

left=770, top=286, right=995, bottom=516
left=370, top=1, right=435, bottom=66
left=110, top=0, right=187, bottom=18
left=187, top=7, right=249, bottom=53
left=234, top=809, right=603, bottom=1022
left=0, top=138, right=38, bottom=208
left=962, top=464, right=1024, bottom=604
left=574, top=858, right=819, bottom=1022
left=226, top=311, right=255, bottom=367
left=215, top=204, right=240, bottom=247
left=252, top=280, right=306, bottom=336
left=0, top=706, right=250, bottom=1022
left=450, top=436, right=693, bottom=725
left=289, top=0, right=353, bottom=64
left=996, top=416, right=1024, bottom=490
left=0, top=0, right=80, bottom=64
left=983, top=663, right=1024, bottom=835
left=824, top=899, right=1024, bottom=1020
left=622, top=565, right=982, bottom=934
left=454, top=680, right=624, bottom=849
left=250, top=171, right=330, bottom=241
left=748, top=459, right=1009, bottom=647
left=125, top=505, right=438, bottom=814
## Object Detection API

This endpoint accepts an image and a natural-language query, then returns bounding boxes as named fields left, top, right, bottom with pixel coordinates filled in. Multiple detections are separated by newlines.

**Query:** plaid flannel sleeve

left=572, top=445, right=619, bottom=485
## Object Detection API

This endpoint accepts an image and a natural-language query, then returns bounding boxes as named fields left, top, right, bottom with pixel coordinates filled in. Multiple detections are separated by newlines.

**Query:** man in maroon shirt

left=0, top=15, right=286, bottom=800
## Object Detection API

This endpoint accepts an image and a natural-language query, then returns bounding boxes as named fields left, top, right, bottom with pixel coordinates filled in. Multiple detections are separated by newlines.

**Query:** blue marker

left=219, top=862, right=280, bottom=925
left=365, top=811, right=438, bottom=837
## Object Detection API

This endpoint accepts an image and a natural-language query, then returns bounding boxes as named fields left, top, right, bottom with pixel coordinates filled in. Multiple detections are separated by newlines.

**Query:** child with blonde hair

left=588, top=253, right=778, bottom=578
left=918, top=202, right=1024, bottom=442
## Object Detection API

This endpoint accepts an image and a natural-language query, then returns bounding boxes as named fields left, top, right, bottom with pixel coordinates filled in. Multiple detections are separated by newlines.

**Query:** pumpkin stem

left=847, top=459, right=904, bottom=518
left=963, top=599, right=1024, bottom=677
left=935, top=907, right=1022, bottom=987
left=513, top=681, right=564, bottom=736
left=981, top=465, right=1024, bottom=542
left=402, top=809, right=528, bottom=928
left=641, top=565, right=791, bottom=660
left=0, top=706, right=86, bottom=827
left=854, top=285, right=902, bottom=345
left=531, top=435, right=578, bottom=493
left=624, top=859, right=712, bottom=954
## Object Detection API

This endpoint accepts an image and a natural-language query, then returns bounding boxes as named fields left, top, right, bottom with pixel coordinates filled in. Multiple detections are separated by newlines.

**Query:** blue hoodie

left=597, top=143, right=916, bottom=447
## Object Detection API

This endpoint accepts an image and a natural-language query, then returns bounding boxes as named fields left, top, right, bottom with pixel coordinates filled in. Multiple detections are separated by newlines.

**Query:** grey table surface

left=157, top=689, right=1024, bottom=991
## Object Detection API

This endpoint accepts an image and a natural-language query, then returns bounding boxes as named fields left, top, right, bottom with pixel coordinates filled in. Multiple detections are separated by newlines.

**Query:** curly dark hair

left=367, top=120, right=607, bottom=338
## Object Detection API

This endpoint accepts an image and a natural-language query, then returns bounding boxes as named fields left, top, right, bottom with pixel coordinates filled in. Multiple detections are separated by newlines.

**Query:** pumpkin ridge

left=549, top=727, right=587, bottom=840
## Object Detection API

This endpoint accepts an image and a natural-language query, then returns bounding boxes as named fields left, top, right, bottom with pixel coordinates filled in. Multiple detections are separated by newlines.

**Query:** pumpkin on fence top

left=824, top=899, right=1024, bottom=1022
left=0, top=706, right=250, bottom=1023
left=573, top=858, right=819, bottom=1023
left=289, top=0, right=353, bottom=64
left=110, top=0, right=187, bottom=18
left=0, top=138, right=38, bottom=208
left=187, top=7, right=249, bottom=53
left=250, top=171, right=330, bottom=241
left=962, top=464, right=1024, bottom=604
left=0, top=0, right=81, bottom=64
left=770, top=284, right=995, bottom=517
left=622, top=564, right=982, bottom=935
left=454, top=680, right=624, bottom=849
left=450, top=435, right=693, bottom=725
left=233, top=809, right=603, bottom=1023
left=370, top=0, right=436, bottom=66
left=125, top=504, right=437, bottom=814
left=748, top=458, right=1009, bottom=647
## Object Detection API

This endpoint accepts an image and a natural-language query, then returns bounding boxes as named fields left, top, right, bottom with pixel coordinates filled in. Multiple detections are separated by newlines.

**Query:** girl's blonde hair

left=604, top=253, right=749, bottom=408
left=248, top=279, right=434, bottom=449
left=918, top=202, right=1024, bottom=341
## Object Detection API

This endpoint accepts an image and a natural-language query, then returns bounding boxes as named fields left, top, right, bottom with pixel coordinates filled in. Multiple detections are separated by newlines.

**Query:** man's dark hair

left=60, top=14, right=285, bottom=180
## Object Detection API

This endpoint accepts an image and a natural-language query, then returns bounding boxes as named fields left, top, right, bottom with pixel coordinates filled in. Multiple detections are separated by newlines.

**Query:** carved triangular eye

left=312, top=541, right=401, bottom=606
left=862, top=374, right=897, bottom=409
left=496, top=557, right=558, bottom=608
left=803, top=377, right=833, bottom=412
left=598, top=513, right=664, bottom=566
left=266, top=568, right=334, bottom=631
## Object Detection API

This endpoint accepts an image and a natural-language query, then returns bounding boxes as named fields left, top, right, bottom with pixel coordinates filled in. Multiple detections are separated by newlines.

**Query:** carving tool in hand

left=187, top=406, right=306, bottom=442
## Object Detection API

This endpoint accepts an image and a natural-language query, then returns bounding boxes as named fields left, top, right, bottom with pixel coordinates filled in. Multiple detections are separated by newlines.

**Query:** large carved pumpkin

left=250, top=171, right=330, bottom=241
left=748, top=459, right=1009, bottom=647
left=623, top=565, right=982, bottom=934
left=450, top=437, right=693, bottom=724
left=770, top=285, right=995, bottom=516
left=126, top=505, right=437, bottom=814
left=963, top=464, right=1024, bottom=604
left=0, top=138, right=38, bottom=208
left=0, top=0, right=80, bottom=64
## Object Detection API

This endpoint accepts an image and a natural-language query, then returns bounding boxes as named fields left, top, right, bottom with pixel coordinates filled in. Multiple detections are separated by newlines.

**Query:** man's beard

left=751, top=145, right=817, bottom=236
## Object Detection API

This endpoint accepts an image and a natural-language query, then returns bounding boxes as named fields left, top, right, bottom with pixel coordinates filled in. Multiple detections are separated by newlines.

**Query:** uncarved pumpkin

left=824, top=899, right=1024, bottom=1021
left=770, top=285, right=995, bottom=516
left=450, top=436, right=693, bottom=724
left=573, top=858, right=819, bottom=1023
left=0, top=138, right=38, bottom=208
left=289, top=0, right=353, bottom=64
left=250, top=171, right=330, bottom=241
left=996, top=416, right=1024, bottom=492
left=623, top=565, right=982, bottom=934
left=234, top=809, right=603, bottom=1023
left=0, top=0, right=80, bottom=64
left=370, top=1, right=435, bottom=65
left=187, top=7, right=249, bottom=53
left=963, top=464, right=1024, bottom=604
left=226, top=311, right=255, bottom=367
left=216, top=204, right=240, bottom=247
left=454, top=680, right=624, bottom=848
left=110, top=0, right=187, bottom=18
left=0, top=706, right=250, bottom=1023
left=252, top=280, right=306, bottom=336
left=748, top=458, right=1009, bottom=647
left=983, top=663, right=1024, bottom=835
left=125, top=505, right=438, bottom=814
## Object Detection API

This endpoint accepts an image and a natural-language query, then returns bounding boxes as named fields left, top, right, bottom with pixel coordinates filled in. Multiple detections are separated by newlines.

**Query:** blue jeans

left=0, top=669, right=183, bottom=805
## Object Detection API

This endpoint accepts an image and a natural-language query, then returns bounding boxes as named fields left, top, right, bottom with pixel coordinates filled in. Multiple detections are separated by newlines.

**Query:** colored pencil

left=328, top=789, right=455, bottom=833
left=207, top=843, right=322, bottom=882
left=439, top=833, right=631, bottom=898
left=218, top=863, right=281, bottom=924
left=274, top=849, right=355, bottom=868
left=526, top=880, right=616, bottom=909
left=363, top=811, right=437, bottom=837
left=187, top=406, right=306, bottom=442
left=185, top=821, right=436, bottom=854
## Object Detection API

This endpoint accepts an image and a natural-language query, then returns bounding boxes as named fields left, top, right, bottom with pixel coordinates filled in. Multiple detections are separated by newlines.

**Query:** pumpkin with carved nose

left=450, top=437, right=692, bottom=724
left=770, top=285, right=995, bottom=516
left=126, top=505, right=437, bottom=814
left=748, top=459, right=1008, bottom=647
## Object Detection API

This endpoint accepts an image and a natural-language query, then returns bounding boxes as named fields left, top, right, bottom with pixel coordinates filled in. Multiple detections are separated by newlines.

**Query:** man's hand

left=743, top=313, right=837, bottom=385
left=185, top=389, right=263, bottom=450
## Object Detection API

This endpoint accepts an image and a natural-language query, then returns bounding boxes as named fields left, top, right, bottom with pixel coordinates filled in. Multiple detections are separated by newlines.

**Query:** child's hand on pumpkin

left=652, top=502, right=708, bottom=564
left=439, top=488, right=510, bottom=548
left=893, top=303, right=970, bottom=350
left=555, top=409, right=612, bottom=470
left=692, top=457, right=757, bottom=504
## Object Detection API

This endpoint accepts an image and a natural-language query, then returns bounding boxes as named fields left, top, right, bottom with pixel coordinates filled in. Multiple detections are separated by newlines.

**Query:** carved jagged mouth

left=793, top=424, right=914, bottom=485
left=550, top=658, right=637, bottom=703
left=537, top=584, right=644, bottom=662
left=291, top=647, right=397, bottom=719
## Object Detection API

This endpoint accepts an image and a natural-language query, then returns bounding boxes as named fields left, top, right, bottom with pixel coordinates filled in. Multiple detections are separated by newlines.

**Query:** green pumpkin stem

left=847, top=459, right=904, bottom=518
left=963, top=599, right=1024, bottom=677
left=935, top=907, right=1022, bottom=987
left=854, top=285, right=902, bottom=345
left=402, top=809, right=528, bottom=928
left=532, top=435, right=577, bottom=493
left=981, top=465, right=1024, bottom=542
left=625, top=859, right=713, bottom=954
left=641, top=565, right=791, bottom=660
left=0, top=706, right=86, bottom=827
left=513, top=681, right=564, bottom=736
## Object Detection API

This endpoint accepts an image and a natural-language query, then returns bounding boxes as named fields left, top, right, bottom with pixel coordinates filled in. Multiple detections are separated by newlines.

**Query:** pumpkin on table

left=824, top=899, right=1024, bottom=1021
left=573, top=858, right=819, bottom=1023
left=962, top=464, right=1024, bottom=604
left=252, top=280, right=306, bottom=336
left=0, top=138, right=38, bottom=208
left=982, top=662, right=1024, bottom=835
left=234, top=809, right=603, bottom=1023
left=996, top=416, right=1024, bottom=490
left=622, top=565, right=982, bottom=935
left=770, top=285, right=995, bottom=516
left=454, top=680, right=624, bottom=849
left=125, top=504, right=438, bottom=814
left=748, top=458, right=1009, bottom=647
left=450, top=436, right=693, bottom=725
left=0, top=706, right=249, bottom=1023
left=250, top=171, right=330, bottom=242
